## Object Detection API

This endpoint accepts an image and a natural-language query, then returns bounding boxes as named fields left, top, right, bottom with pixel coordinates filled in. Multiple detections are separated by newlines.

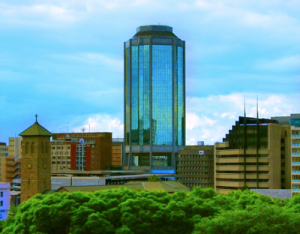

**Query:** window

left=0, top=192, right=3, bottom=197
left=41, top=142, right=44, bottom=153
left=0, top=201, right=2, bottom=206
left=25, top=142, right=29, bottom=154
left=30, top=142, right=34, bottom=154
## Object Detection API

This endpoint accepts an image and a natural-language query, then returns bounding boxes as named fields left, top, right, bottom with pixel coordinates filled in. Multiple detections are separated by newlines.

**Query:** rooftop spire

left=257, top=96, right=259, bottom=119
left=35, top=114, right=38, bottom=123
left=244, top=97, right=246, bottom=117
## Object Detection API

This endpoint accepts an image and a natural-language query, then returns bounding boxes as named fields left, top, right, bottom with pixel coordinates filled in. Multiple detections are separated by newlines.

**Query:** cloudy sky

left=0, top=0, right=299, bottom=145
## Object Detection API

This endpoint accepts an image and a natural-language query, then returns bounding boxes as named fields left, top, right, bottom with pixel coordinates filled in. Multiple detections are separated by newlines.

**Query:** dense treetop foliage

left=1, top=187, right=300, bottom=234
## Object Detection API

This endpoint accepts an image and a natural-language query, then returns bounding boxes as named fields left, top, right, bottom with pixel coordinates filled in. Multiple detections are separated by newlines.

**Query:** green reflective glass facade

left=124, top=25, right=185, bottom=171
left=152, top=45, right=173, bottom=145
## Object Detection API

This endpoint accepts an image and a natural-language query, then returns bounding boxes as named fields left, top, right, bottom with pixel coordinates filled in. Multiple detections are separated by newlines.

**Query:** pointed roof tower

left=19, top=114, right=52, bottom=137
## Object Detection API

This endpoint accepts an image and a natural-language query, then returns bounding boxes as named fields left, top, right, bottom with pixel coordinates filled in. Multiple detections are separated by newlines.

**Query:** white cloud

left=0, top=3, right=80, bottom=25
left=67, top=93, right=300, bottom=146
left=72, top=114, right=124, bottom=138
left=186, top=92, right=300, bottom=145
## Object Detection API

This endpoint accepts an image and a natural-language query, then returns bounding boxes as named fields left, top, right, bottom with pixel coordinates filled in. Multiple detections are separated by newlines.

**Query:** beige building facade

left=177, top=145, right=214, bottom=190
left=271, top=114, right=300, bottom=197
left=51, top=140, right=71, bottom=171
left=8, top=137, right=22, bottom=159
left=215, top=117, right=291, bottom=194
left=0, top=143, right=8, bottom=182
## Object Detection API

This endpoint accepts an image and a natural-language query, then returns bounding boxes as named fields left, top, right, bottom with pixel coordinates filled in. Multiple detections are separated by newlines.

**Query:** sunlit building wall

left=124, top=25, right=185, bottom=173
left=272, top=114, right=300, bottom=197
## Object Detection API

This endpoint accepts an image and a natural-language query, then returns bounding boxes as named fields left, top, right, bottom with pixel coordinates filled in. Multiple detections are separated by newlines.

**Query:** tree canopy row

left=1, top=187, right=300, bottom=234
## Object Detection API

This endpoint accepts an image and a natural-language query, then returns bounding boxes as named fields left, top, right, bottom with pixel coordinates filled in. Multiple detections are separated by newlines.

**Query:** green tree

left=148, top=175, right=160, bottom=181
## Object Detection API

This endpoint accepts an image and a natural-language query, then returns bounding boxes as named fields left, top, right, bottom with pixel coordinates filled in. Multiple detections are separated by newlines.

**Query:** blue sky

left=0, top=0, right=299, bottom=145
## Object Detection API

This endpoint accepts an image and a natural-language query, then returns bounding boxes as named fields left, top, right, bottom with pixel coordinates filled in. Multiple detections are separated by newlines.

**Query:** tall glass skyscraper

left=124, top=25, right=185, bottom=174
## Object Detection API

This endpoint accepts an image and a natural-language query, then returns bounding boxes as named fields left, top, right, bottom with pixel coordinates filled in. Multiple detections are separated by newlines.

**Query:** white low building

left=0, top=183, right=10, bottom=220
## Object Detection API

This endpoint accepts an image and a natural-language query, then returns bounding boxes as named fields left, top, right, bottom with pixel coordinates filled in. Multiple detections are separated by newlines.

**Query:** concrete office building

left=1, top=138, right=22, bottom=185
left=52, top=133, right=112, bottom=171
left=177, top=145, right=214, bottom=189
left=2, top=157, right=21, bottom=185
left=112, top=138, right=124, bottom=170
left=8, top=137, right=22, bottom=159
left=215, top=116, right=291, bottom=194
left=272, top=114, right=300, bottom=197
left=51, top=139, right=71, bottom=171
left=0, top=143, right=8, bottom=182
left=124, top=25, right=185, bottom=174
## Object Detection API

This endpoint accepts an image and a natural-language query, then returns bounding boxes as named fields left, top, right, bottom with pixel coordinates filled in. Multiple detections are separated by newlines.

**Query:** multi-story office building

left=1, top=138, right=22, bottom=184
left=52, top=133, right=112, bottom=171
left=124, top=25, right=185, bottom=174
left=272, top=114, right=300, bottom=196
left=177, top=145, right=214, bottom=189
left=0, top=143, right=8, bottom=182
left=112, top=138, right=124, bottom=170
left=215, top=116, right=291, bottom=194
left=51, top=139, right=72, bottom=171
left=8, top=137, right=22, bottom=159
left=2, top=156, right=21, bottom=186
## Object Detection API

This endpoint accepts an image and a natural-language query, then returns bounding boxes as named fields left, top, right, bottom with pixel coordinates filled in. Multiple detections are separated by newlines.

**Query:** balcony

left=216, top=165, right=269, bottom=171
left=216, top=173, right=269, bottom=180
left=292, top=135, right=300, bottom=138
left=292, top=144, right=300, bottom=147
left=292, top=153, right=300, bottom=156
left=216, top=149, right=243, bottom=156
left=216, top=157, right=269, bottom=164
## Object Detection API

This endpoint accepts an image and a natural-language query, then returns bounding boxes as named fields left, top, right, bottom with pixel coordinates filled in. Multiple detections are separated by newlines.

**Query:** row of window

left=52, top=146, right=71, bottom=150
left=52, top=162, right=71, bottom=164
left=180, top=155, right=211, bottom=159
left=52, top=157, right=71, bottom=160
left=179, top=166, right=213, bottom=170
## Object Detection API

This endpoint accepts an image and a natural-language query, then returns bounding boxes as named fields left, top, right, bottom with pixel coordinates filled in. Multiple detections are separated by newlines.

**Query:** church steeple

left=19, top=115, right=52, bottom=203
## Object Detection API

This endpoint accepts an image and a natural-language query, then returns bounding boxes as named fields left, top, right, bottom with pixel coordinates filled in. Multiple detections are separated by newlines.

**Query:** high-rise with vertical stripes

left=124, top=25, right=185, bottom=174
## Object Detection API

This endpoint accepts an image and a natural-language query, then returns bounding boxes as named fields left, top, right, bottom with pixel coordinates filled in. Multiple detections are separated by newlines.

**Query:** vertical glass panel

left=139, top=45, right=150, bottom=145
left=152, top=45, right=173, bottom=145
left=125, top=48, right=130, bottom=145
left=177, top=46, right=184, bottom=145
left=131, top=46, right=139, bottom=145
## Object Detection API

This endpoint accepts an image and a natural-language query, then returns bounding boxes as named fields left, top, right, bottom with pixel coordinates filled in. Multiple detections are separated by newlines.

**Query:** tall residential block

left=215, top=117, right=291, bottom=194
left=124, top=25, right=185, bottom=173
left=177, top=145, right=214, bottom=190
left=272, top=114, right=300, bottom=197
left=19, top=117, right=52, bottom=203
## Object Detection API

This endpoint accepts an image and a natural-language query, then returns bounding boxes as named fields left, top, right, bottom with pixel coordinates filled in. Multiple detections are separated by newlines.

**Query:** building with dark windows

left=214, top=116, right=291, bottom=194
left=124, top=25, right=185, bottom=174
left=177, top=145, right=214, bottom=190
left=52, top=132, right=112, bottom=171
